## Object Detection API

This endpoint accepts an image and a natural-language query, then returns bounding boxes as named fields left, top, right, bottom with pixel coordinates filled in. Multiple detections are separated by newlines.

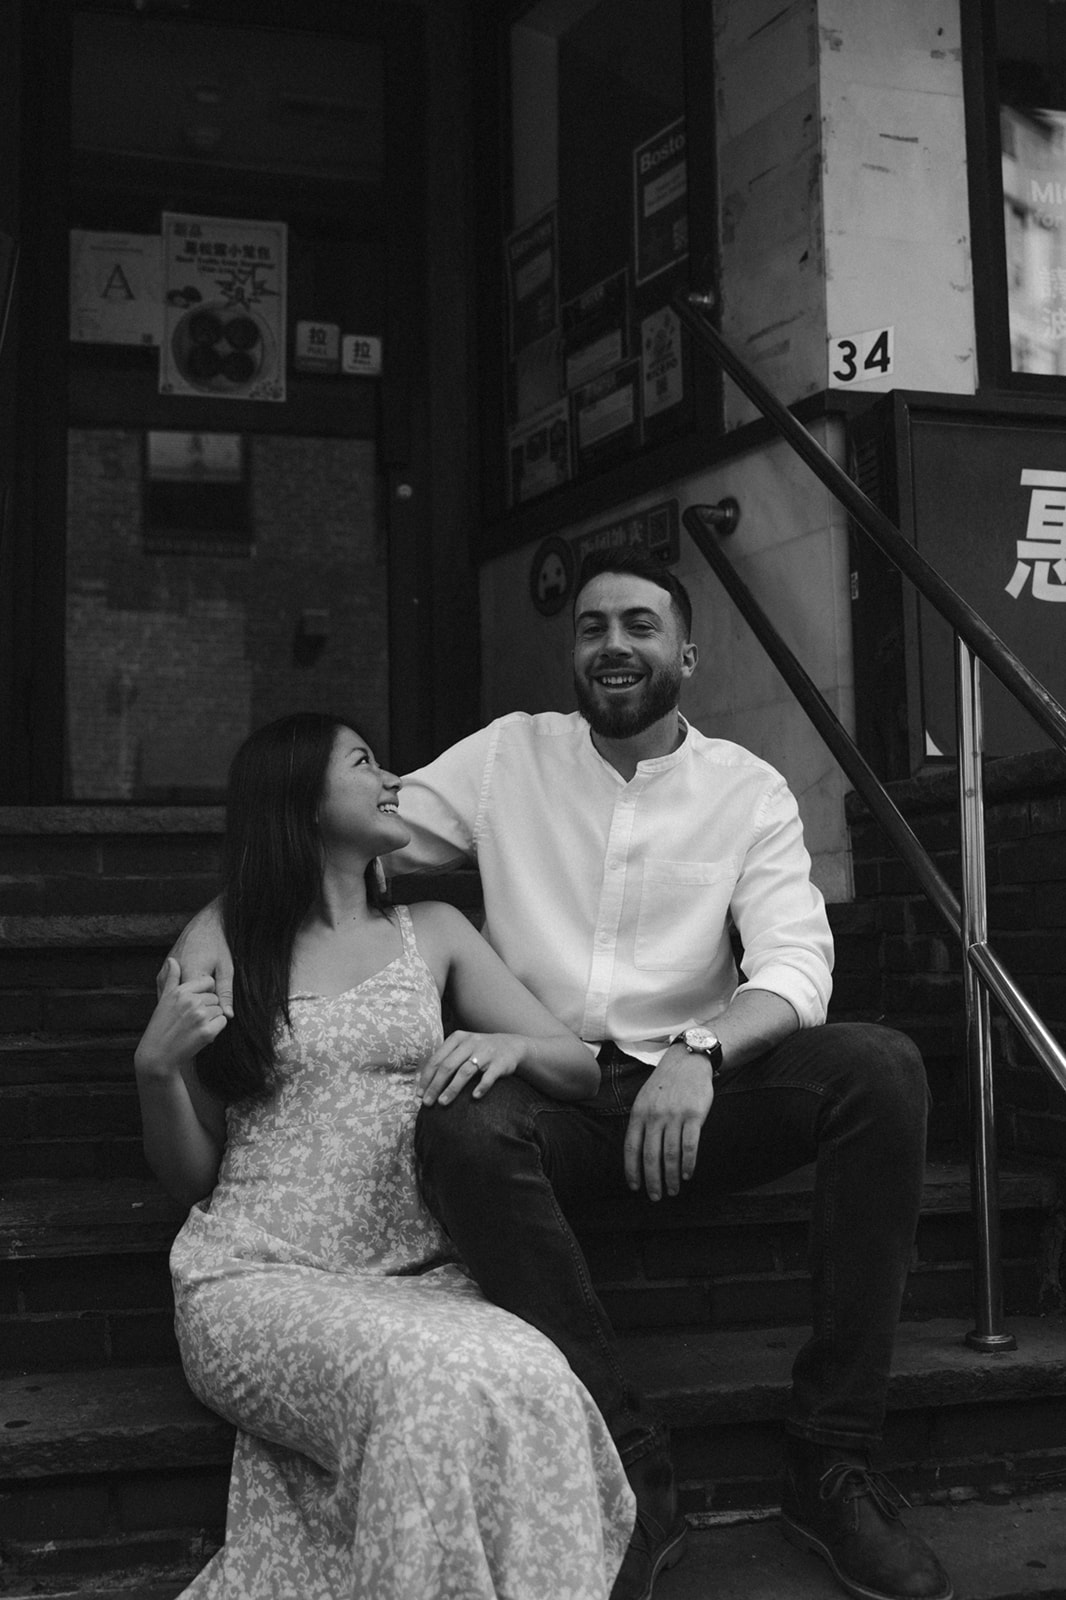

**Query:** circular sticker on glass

left=529, top=536, right=575, bottom=618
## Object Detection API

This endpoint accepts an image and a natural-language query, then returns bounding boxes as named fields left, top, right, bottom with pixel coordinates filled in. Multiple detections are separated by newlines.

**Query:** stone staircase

left=1, top=805, right=1065, bottom=1598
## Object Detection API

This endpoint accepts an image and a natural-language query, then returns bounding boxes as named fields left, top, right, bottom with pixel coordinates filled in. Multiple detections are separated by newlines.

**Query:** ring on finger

left=470, top=1055, right=482, bottom=1071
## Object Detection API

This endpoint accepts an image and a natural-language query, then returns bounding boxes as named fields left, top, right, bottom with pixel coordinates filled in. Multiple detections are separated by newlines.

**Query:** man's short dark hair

left=574, top=547, right=693, bottom=639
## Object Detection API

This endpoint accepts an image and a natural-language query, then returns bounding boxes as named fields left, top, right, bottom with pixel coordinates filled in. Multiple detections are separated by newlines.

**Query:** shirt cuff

left=735, top=968, right=830, bottom=1029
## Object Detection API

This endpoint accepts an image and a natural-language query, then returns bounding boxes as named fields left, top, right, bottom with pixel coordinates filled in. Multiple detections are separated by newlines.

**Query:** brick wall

left=65, top=430, right=388, bottom=800
left=843, top=750, right=1066, bottom=1163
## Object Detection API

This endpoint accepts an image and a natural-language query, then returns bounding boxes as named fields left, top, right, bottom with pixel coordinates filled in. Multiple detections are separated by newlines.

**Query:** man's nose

left=601, top=627, right=632, bottom=654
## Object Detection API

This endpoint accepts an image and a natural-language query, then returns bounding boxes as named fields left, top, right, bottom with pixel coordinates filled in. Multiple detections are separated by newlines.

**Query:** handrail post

left=956, top=637, right=1016, bottom=1352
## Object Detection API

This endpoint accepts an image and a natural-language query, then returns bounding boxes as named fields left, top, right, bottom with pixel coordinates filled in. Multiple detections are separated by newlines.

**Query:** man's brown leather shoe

left=780, top=1442, right=953, bottom=1600
left=610, top=1440, right=689, bottom=1600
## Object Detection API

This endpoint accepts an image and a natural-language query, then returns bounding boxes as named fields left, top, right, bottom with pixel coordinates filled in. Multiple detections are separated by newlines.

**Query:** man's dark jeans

left=415, top=1022, right=929, bottom=1467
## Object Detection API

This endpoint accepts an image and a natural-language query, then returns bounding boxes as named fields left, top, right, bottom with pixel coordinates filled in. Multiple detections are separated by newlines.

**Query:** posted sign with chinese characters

left=1006, top=469, right=1066, bottom=603
left=160, top=214, right=287, bottom=402
left=907, top=414, right=1066, bottom=758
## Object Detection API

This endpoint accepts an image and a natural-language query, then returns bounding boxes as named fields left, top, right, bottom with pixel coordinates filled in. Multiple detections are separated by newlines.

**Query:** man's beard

left=573, top=661, right=682, bottom=739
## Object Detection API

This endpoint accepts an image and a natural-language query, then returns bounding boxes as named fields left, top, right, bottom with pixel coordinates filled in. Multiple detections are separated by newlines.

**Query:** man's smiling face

left=571, top=571, right=696, bottom=740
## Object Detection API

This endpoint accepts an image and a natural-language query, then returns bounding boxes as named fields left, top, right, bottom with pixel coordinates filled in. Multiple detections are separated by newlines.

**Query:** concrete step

left=2, top=1162, right=1056, bottom=1261
left=0, top=1035, right=145, bottom=1087
left=2, top=1318, right=1066, bottom=1591
left=657, top=1491, right=1066, bottom=1600
left=0, top=1532, right=217, bottom=1598
left=1, top=1083, right=143, bottom=1152
left=0, top=1179, right=184, bottom=1260
left=0, top=877, right=222, bottom=920
left=3, top=1492, right=1066, bottom=1600
left=0, top=806, right=222, bottom=877
left=2, top=1164, right=1059, bottom=1372
left=0, top=869, right=483, bottom=1039
left=0, top=923, right=175, bottom=1038
left=628, top=1314, right=1066, bottom=1514
left=0, top=1366, right=231, bottom=1482
left=0, top=1181, right=184, bottom=1373
left=574, top=1159, right=1062, bottom=1332
left=0, top=1585, right=194, bottom=1600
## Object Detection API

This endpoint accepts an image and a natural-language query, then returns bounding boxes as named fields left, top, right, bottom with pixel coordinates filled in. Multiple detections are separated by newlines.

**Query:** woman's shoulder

left=404, top=899, right=472, bottom=940
left=403, top=899, right=480, bottom=991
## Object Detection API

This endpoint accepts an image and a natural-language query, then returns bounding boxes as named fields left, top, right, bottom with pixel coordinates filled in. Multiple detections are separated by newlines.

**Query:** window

left=964, top=0, right=1066, bottom=387
left=475, top=0, right=718, bottom=552
left=143, top=431, right=250, bottom=554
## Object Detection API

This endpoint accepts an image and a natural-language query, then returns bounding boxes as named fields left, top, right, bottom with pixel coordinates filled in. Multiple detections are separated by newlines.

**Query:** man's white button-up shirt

left=392, top=712, right=833, bottom=1064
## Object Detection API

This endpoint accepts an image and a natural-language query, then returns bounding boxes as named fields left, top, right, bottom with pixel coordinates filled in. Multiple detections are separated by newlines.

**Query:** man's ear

left=681, top=641, right=698, bottom=678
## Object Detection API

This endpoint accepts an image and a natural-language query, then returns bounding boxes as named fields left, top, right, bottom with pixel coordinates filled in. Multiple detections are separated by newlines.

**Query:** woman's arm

left=410, top=902, right=600, bottom=1105
left=135, top=958, right=228, bottom=1208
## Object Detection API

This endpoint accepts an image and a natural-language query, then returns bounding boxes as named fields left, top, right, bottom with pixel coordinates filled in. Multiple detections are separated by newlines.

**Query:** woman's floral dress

left=170, top=905, right=634, bottom=1599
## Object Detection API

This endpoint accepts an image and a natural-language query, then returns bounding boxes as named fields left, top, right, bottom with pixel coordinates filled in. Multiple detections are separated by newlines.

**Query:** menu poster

left=573, top=358, right=641, bottom=474
left=562, top=269, right=629, bottom=391
left=506, top=208, right=559, bottom=359
left=633, top=118, right=689, bottom=287
left=160, top=213, right=287, bottom=402
left=508, top=397, right=572, bottom=505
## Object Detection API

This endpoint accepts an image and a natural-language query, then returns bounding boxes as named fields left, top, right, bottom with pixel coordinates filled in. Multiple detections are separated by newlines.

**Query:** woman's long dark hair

left=196, top=713, right=391, bottom=1103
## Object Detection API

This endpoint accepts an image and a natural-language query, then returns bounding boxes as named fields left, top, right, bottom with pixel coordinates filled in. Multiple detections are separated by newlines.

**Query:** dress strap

left=394, top=901, right=417, bottom=958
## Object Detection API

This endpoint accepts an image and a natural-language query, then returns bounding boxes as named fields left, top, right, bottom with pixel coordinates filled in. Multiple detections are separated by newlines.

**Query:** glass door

left=62, top=3, right=397, bottom=799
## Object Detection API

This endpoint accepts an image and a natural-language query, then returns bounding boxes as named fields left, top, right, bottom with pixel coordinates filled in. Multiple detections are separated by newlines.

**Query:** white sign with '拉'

left=342, top=335, right=383, bottom=377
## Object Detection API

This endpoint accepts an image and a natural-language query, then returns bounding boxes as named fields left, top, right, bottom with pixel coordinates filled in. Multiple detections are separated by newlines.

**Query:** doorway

left=3, top=0, right=432, bottom=802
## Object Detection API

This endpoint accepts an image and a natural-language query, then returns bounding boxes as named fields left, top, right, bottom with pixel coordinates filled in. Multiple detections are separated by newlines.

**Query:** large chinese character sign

left=1007, top=470, right=1066, bottom=602
left=160, top=214, right=287, bottom=403
left=907, top=413, right=1066, bottom=758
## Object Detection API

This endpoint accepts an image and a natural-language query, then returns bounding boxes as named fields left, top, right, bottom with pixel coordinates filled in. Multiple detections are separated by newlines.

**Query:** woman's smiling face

left=316, top=727, right=410, bottom=856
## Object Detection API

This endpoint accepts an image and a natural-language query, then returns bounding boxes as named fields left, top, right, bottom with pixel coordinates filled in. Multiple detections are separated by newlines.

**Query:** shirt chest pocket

left=634, top=858, right=737, bottom=971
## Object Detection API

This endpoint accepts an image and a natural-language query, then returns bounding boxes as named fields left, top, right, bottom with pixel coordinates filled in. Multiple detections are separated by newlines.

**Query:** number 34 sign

left=829, top=325, right=894, bottom=386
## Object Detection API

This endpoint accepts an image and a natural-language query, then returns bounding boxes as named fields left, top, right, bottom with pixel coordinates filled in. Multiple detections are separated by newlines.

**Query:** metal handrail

left=674, top=292, right=1066, bottom=754
left=677, top=290, right=1066, bottom=1351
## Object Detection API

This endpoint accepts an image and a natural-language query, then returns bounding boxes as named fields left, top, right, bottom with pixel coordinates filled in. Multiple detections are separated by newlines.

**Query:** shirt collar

left=581, top=713, right=692, bottom=781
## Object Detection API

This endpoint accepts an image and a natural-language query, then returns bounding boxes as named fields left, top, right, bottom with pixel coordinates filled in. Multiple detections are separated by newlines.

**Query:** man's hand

left=164, top=899, right=234, bottom=1017
left=624, top=1045, right=715, bottom=1200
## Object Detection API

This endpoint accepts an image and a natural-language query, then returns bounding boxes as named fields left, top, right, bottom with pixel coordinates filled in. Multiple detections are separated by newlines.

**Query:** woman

left=135, top=713, right=634, bottom=1600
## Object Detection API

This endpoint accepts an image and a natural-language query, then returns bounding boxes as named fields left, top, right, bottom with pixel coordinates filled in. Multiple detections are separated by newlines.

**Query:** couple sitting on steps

left=139, top=547, right=952, bottom=1600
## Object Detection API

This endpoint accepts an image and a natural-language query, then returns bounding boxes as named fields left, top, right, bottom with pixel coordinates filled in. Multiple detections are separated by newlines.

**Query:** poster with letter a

left=160, top=214, right=287, bottom=402
left=69, top=231, right=161, bottom=347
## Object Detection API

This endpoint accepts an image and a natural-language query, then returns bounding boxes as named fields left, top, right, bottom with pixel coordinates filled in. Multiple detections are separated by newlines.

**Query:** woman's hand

left=136, top=957, right=228, bottom=1081
left=420, top=1029, right=529, bottom=1106
left=134, top=958, right=227, bottom=1208
left=165, top=899, right=234, bottom=1018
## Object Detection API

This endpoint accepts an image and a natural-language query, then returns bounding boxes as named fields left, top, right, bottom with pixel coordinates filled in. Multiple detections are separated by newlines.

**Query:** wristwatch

left=673, top=1026, right=724, bottom=1077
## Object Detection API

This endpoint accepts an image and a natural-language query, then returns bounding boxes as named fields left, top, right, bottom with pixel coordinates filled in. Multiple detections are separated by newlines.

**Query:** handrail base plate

left=964, top=1329, right=1018, bottom=1354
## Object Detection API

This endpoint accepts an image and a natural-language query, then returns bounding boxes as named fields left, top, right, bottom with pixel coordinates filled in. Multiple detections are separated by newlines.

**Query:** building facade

left=1, top=0, right=1062, bottom=905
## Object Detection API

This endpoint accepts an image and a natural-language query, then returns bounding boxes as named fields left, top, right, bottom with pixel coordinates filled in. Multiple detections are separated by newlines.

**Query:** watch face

left=684, top=1028, right=720, bottom=1053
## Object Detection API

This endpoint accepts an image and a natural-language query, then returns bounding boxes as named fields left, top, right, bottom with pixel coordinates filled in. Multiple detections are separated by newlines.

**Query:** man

left=174, top=549, right=951, bottom=1600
